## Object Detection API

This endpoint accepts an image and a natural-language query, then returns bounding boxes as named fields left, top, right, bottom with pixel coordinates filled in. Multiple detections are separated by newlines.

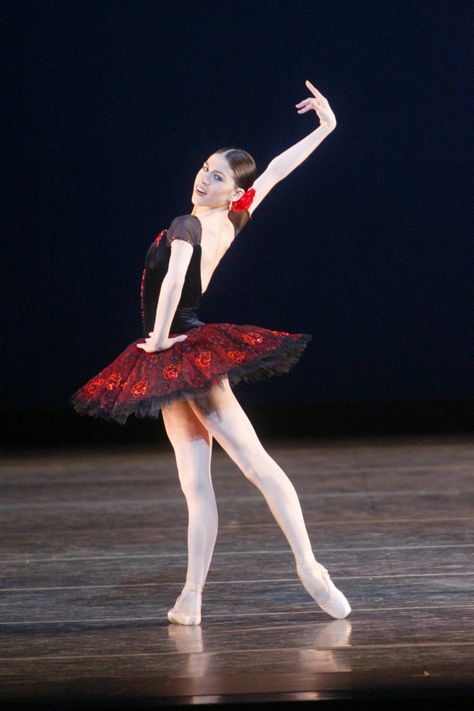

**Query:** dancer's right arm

left=248, top=80, right=336, bottom=216
left=136, top=239, right=193, bottom=353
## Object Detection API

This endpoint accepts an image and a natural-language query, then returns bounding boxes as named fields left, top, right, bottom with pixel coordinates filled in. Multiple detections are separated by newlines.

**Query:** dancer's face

left=192, top=153, right=244, bottom=209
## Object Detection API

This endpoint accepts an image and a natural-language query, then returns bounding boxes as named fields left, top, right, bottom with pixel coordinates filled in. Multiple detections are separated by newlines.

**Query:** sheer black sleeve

left=166, top=215, right=201, bottom=247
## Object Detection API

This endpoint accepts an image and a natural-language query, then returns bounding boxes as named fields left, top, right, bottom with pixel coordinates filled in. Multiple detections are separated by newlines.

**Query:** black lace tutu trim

left=70, top=323, right=312, bottom=424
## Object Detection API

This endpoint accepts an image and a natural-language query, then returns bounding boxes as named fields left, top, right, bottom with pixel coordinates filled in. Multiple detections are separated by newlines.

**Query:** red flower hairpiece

left=230, top=187, right=256, bottom=213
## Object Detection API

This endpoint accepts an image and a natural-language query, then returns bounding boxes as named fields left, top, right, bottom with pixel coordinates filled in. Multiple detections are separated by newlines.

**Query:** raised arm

left=248, top=80, right=337, bottom=216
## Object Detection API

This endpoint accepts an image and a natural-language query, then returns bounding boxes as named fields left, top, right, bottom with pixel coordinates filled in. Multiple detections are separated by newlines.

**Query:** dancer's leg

left=162, top=398, right=218, bottom=622
left=185, top=380, right=314, bottom=565
left=186, top=379, right=351, bottom=618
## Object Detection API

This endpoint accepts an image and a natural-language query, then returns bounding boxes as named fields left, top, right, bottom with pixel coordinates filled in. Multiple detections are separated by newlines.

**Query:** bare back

left=190, top=211, right=250, bottom=294
left=196, top=216, right=235, bottom=294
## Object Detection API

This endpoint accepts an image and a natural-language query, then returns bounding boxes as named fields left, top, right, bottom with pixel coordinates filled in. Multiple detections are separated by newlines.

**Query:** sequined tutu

left=70, top=323, right=312, bottom=424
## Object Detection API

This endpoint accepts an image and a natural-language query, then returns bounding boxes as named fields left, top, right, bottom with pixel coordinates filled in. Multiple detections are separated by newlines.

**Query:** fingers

left=305, top=79, right=326, bottom=101
left=136, top=340, right=156, bottom=352
left=136, top=334, right=188, bottom=353
left=295, top=91, right=326, bottom=109
left=295, top=80, right=330, bottom=116
left=296, top=98, right=317, bottom=113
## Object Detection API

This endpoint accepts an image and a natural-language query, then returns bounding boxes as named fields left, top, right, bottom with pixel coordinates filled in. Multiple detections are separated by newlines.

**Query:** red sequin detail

left=241, top=331, right=264, bottom=346
left=131, top=380, right=148, bottom=398
left=71, top=324, right=312, bottom=425
left=105, top=372, right=123, bottom=390
left=140, top=231, right=166, bottom=323
left=169, top=234, right=193, bottom=245
left=162, top=363, right=182, bottom=380
left=86, top=378, right=106, bottom=395
left=155, top=229, right=166, bottom=245
left=195, top=350, right=212, bottom=370
left=227, top=350, right=246, bottom=363
left=140, top=267, right=146, bottom=323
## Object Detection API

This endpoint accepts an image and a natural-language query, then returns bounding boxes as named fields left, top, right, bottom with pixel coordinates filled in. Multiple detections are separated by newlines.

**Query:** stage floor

left=1, top=434, right=473, bottom=709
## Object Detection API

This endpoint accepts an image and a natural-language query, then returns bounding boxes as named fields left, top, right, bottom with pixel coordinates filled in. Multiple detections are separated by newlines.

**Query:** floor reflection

left=166, top=619, right=352, bottom=676
left=298, top=620, right=352, bottom=672
left=167, top=623, right=210, bottom=677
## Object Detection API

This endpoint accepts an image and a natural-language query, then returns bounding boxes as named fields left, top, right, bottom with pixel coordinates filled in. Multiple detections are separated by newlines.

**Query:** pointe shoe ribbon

left=296, top=559, right=352, bottom=620
left=167, top=581, right=203, bottom=626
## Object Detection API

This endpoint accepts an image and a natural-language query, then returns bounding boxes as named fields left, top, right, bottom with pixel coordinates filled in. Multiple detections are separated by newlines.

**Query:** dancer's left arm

left=249, top=80, right=337, bottom=216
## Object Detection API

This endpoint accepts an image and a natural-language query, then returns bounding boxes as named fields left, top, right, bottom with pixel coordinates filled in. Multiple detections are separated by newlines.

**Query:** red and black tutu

left=70, top=323, right=312, bottom=424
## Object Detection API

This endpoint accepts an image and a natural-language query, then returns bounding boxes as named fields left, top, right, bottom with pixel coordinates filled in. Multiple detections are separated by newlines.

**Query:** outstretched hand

left=295, top=80, right=336, bottom=129
left=136, top=332, right=188, bottom=353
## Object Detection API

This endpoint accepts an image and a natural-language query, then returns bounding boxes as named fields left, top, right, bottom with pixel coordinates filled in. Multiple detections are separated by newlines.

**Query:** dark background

left=2, top=1, right=473, bottom=446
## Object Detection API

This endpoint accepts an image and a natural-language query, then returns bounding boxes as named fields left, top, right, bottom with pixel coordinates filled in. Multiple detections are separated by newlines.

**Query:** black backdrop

left=3, top=1, right=473, bottom=440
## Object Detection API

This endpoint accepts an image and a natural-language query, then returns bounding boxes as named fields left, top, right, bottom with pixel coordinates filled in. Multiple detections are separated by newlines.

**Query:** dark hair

left=215, top=147, right=256, bottom=191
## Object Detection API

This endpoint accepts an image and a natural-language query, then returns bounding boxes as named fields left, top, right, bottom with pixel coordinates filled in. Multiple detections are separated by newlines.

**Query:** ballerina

left=70, top=79, right=351, bottom=624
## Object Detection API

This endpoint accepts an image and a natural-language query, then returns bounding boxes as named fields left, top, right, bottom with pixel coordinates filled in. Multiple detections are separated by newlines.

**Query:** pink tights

left=161, top=377, right=324, bottom=621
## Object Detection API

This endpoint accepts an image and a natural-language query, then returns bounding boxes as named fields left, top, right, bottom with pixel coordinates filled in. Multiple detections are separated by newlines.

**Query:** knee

left=235, top=447, right=272, bottom=486
left=178, top=472, right=213, bottom=499
left=173, top=442, right=213, bottom=498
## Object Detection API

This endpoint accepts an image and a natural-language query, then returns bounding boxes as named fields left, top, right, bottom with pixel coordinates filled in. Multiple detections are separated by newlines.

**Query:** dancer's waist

left=170, top=306, right=205, bottom=334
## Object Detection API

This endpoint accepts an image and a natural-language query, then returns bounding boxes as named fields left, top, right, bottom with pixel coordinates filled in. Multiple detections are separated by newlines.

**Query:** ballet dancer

left=70, top=79, right=351, bottom=625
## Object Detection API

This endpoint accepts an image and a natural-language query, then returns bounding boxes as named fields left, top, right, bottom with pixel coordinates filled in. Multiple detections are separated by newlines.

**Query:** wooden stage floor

left=1, top=434, right=473, bottom=709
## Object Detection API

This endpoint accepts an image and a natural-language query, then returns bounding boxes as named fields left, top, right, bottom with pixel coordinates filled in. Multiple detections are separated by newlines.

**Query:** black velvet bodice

left=140, top=211, right=250, bottom=337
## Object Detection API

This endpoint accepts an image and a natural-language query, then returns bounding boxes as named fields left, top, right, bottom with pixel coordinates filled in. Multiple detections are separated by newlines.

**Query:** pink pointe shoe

left=296, top=557, right=351, bottom=619
left=167, top=581, right=203, bottom=625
